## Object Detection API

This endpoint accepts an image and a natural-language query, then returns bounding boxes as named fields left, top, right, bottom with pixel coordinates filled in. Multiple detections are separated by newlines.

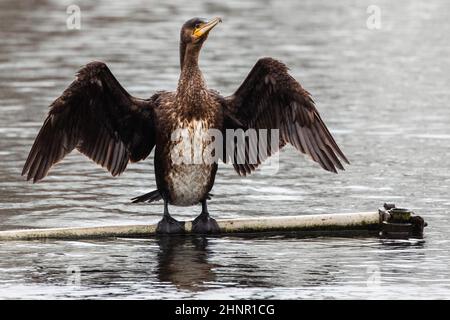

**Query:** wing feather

left=224, top=57, right=349, bottom=175
left=22, top=61, right=158, bottom=182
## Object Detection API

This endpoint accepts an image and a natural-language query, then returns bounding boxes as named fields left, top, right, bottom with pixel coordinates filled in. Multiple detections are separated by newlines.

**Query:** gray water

left=0, top=0, right=449, bottom=299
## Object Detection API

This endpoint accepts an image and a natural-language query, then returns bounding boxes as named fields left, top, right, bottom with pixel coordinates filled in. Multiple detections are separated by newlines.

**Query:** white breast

left=167, top=119, right=214, bottom=206
left=168, top=164, right=212, bottom=206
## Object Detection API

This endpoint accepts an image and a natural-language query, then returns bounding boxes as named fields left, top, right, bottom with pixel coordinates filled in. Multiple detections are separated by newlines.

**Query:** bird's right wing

left=22, top=61, right=158, bottom=182
left=223, top=57, right=349, bottom=176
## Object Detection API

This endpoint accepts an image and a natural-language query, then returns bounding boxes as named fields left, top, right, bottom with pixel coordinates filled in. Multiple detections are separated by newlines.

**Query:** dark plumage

left=22, top=17, right=349, bottom=234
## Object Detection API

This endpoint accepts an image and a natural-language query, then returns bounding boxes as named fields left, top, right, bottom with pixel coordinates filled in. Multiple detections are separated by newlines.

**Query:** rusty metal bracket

left=379, top=203, right=427, bottom=239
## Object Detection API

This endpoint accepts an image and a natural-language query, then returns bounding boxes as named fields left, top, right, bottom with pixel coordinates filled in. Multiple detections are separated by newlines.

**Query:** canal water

left=0, top=0, right=449, bottom=298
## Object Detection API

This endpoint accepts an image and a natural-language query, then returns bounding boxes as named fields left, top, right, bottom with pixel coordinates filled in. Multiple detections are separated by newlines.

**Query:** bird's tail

left=131, top=190, right=162, bottom=203
left=131, top=190, right=214, bottom=204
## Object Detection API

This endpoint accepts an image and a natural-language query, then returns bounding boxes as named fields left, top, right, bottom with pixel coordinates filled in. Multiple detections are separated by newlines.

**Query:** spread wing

left=22, top=61, right=158, bottom=182
left=224, top=57, right=349, bottom=176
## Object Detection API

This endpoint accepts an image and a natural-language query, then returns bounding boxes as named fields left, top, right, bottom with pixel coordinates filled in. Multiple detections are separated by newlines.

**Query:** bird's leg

left=192, top=199, right=220, bottom=234
left=156, top=199, right=185, bottom=234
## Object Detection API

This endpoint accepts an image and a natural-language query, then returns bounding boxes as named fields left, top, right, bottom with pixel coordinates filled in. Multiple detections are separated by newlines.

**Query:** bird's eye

left=194, top=23, right=201, bottom=29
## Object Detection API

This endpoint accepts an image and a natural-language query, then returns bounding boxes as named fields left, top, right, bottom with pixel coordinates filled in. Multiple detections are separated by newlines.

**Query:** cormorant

left=22, top=17, right=349, bottom=234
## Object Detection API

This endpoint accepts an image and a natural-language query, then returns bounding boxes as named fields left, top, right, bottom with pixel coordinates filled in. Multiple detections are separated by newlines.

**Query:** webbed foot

left=192, top=212, right=220, bottom=234
left=156, top=199, right=185, bottom=234
left=156, top=215, right=185, bottom=234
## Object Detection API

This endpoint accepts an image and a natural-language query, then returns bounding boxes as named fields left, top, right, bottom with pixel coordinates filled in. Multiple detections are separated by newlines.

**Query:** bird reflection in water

left=156, top=236, right=216, bottom=291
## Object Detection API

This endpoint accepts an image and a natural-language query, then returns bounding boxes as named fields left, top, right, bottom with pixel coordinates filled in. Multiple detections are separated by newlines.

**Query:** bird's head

left=179, top=17, right=222, bottom=69
left=180, top=17, right=222, bottom=45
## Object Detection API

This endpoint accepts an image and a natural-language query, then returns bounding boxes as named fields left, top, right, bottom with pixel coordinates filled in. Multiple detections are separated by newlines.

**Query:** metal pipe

left=0, top=211, right=381, bottom=241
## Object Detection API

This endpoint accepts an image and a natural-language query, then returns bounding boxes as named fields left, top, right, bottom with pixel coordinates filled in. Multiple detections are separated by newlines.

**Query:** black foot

left=156, top=215, right=185, bottom=234
left=192, top=213, right=220, bottom=234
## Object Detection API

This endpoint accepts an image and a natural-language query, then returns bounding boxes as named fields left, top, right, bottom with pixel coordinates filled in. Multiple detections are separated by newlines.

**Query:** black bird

left=22, top=17, right=349, bottom=234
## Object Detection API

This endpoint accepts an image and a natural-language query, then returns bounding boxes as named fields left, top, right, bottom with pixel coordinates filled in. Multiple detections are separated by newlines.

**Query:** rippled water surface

left=0, top=0, right=449, bottom=299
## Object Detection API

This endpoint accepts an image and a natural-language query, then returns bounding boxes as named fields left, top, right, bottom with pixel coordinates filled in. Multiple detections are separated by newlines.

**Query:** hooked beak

left=193, top=17, right=222, bottom=39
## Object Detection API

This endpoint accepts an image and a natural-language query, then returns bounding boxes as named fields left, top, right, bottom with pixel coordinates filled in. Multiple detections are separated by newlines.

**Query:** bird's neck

left=177, top=46, right=206, bottom=101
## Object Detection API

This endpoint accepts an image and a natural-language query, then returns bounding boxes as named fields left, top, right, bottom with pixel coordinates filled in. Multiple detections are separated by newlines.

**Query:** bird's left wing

left=22, top=61, right=158, bottom=182
left=223, top=57, right=349, bottom=176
